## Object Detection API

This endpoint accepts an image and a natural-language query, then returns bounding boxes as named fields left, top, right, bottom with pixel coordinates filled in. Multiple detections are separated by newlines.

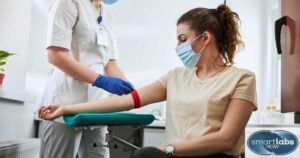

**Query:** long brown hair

left=177, top=4, right=244, bottom=65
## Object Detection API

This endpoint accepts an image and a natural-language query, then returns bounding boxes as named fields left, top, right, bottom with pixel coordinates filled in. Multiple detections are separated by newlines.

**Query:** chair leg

left=113, top=134, right=140, bottom=150
left=106, top=126, right=141, bottom=151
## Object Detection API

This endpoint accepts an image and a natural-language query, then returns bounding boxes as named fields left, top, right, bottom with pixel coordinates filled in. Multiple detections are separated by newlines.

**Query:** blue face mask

left=175, top=34, right=206, bottom=68
left=102, top=0, right=118, bottom=5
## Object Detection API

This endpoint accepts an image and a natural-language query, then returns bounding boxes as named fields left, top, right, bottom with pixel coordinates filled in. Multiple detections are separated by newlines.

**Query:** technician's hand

left=38, top=104, right=64, bottom=120
left=92, top=74, right=134, bottom=95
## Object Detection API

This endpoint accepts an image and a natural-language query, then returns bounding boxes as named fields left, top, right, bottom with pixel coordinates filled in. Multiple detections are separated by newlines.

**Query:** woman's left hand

left=159, top=145, right=166, bottom=152
left=38, top=104, right=65, bottom=120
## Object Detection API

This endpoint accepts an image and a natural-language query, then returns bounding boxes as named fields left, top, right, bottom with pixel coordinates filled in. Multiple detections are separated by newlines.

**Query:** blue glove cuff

left=92, top=74, right=105, bottom=88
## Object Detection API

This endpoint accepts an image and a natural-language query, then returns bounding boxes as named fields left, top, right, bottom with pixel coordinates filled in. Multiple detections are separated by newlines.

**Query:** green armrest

left=63, top=112, right=155, bottom=127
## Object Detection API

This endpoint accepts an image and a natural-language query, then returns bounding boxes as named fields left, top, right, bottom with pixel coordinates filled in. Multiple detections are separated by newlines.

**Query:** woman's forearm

left=63, top=81, right=167, bottom=114
left=64, top=94, right=134, bottom=114
left=173, top=132, right=232, bottom=157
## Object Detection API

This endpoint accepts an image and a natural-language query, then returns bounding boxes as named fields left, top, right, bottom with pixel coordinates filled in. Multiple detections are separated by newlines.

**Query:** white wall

left=257, top=0, right=281, bottom=107
left=0, top=0, right=30, bottom=93
left=0, top=0, right=35, bottom=141
left=26, top=0, right=54, bottom=104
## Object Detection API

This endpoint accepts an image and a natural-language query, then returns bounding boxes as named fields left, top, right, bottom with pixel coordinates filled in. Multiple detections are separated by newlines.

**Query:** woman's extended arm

left=169, top=99, right=255, bottom=157
left=39, top=81, right=166, bottom=120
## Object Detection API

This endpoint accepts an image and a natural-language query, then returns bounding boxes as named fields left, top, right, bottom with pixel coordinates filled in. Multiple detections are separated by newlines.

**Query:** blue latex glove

left=92, top=74, right=134, bottom=95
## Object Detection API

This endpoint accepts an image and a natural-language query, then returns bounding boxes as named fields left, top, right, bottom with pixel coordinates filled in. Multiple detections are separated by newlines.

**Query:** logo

left=247, top=130, right=298, bottom=155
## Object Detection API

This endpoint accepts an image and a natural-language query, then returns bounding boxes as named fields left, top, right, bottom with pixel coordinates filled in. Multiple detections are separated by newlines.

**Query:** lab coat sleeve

left=46, top=0, right=78, bottom=50
left=231, top=72, right=257, bottom=110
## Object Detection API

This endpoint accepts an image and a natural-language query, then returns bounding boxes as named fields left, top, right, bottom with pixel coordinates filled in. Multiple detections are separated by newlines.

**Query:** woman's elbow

left=221, top=136, right=238, bottom=151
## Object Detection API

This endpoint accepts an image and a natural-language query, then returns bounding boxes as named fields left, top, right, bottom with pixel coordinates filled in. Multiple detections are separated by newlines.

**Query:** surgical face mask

left=102, top=0, right=118, bottom=5
left=175, top=34, right=207, bottom=68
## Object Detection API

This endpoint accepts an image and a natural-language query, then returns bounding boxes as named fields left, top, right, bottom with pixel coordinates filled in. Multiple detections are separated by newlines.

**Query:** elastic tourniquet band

left=131, top=90, right=141, bottom=109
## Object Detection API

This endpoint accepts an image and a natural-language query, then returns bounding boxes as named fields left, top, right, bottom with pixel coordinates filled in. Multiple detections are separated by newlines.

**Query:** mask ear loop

left=193, top=40, right=207, bottom=68
left=191, top=34, right=204, bottom=43
left=198, top=40, right=208, bottom=55
left=192, top=33, right=207, bottom=55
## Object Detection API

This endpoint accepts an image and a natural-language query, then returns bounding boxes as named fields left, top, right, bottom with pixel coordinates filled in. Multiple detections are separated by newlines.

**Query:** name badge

left=96, top=26, right=108, bottom=46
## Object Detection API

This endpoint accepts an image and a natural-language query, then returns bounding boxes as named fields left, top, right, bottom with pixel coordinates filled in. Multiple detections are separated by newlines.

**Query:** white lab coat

left=38, top=0, right=119, bottom=157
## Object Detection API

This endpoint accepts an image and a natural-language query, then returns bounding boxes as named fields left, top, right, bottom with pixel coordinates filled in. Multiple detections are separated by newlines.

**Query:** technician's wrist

left=88, top=71, right=99, bottom=84
left=92, top=74, right=104, bottom=87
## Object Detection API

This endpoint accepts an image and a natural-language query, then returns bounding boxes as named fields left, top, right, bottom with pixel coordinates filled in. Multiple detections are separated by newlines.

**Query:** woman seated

left=39, top=4, right=257, bottom=158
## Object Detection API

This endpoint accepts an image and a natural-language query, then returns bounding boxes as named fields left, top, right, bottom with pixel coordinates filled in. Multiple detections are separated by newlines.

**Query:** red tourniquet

left=130, top=90, right=141, bottom=109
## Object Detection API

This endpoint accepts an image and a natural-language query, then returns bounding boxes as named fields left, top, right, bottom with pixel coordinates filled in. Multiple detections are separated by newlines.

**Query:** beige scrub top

left=159, top=66, right=257, bottom=157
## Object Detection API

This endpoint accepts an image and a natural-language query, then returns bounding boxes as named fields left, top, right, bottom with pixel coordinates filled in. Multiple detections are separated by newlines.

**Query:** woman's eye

left=177, top=35, right=188, bottom=45
left=179, top=39, right=187, bottom=44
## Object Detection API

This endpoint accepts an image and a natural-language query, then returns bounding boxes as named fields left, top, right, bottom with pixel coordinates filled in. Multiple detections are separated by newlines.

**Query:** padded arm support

left=63, top=112, right=155, bottom=127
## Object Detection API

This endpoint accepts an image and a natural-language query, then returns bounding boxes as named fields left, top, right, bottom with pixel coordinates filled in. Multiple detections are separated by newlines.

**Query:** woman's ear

left=202, top=31, right=211, bottom=45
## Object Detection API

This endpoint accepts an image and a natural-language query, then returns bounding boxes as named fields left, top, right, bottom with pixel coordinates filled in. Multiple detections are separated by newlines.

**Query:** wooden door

left=276, top=0, right=300, bottom=112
